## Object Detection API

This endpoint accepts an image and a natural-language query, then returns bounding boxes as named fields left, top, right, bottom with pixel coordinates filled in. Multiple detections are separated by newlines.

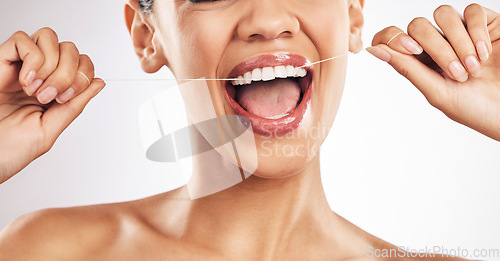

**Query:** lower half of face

left=249, top=59, right=347, bottom=178
left=158, top=0, right=351, bottom=178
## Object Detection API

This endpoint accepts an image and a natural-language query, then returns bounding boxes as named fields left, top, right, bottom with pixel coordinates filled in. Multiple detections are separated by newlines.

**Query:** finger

left=464, top=4, right=492, bottom=62
left=366, top=44, right=449, bottom=111
left=56, top=54, right=95, bottom=104
left=372, top=26, right=423, bottom=55
left=30, top=27, right=60, bottom=92
left=0, top=31, right=44, bottom=92
left=36, top=42, right=80, bottom=104
left=408, top=17, right=469, bottom=82
left=484, top=7, right=500, bottom=42
left=41, top=79, right=105, bottom=144
left=434, top=5, right=482, bottom=78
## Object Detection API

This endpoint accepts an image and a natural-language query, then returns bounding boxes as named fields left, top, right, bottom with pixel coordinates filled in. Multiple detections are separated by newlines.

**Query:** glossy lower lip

left=223, top=53, right=313, bottom=136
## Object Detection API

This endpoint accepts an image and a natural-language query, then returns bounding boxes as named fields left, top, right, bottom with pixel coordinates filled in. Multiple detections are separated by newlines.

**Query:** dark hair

left=139, top=0, right=153, bottom=13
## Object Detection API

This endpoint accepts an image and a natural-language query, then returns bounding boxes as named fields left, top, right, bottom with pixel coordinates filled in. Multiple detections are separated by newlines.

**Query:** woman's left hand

left=368, top=4, right=500, bottom=141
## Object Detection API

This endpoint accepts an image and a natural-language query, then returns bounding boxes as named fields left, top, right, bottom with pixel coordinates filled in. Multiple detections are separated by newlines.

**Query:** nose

left=236, top=0, right=300, bottom=41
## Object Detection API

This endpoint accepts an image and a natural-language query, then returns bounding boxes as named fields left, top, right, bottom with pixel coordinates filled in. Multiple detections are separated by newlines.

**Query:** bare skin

left=0, top=160, right=470, bottom=260
left=0, top=0, right=498, bottom=260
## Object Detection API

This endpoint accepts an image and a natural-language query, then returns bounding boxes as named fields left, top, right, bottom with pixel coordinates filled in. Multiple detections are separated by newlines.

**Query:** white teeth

left=274, top=66, right=287, bottom=78
left=297, top=68, right=307, bottom=77
left=231, top=65, right=308, bottom=86
left=262, top=67, right=275, bottom=81
left=244, top=72, right=252, bottom=84
left=251, top=68, right=262, bottom=81
left=286, top=65, right=296, bottom=77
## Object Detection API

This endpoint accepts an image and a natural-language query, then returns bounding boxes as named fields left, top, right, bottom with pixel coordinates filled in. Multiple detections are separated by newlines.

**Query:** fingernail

left=38, top=87, right=58, bottom=104
left=26, top=79, right=43, bottom=96
left=465, top=55, right=481, bottom=77
left=92, top=82, right=106, bottom=98
left=448, top=61, right=468, bottom=82
left=476, top=41, right=489, bottom=62
left=56, top=88, right=74, bottom=104
left=366, top=46, right=392, bottom=62
left=401, top=36, right=423, bottom=54
left=24, top=71, right=36, bottom=86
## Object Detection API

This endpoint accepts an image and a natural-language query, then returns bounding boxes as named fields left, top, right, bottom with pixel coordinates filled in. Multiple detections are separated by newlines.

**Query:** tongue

left=235, top=78, right=301, bottom=118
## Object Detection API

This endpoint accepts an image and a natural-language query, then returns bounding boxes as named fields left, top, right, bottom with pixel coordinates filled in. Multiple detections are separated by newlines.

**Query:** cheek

left=299, top=3, right=350, bottom=140
left=300, top=2, right=350, bottom=57
left=176, top=14, right=237, bottom=78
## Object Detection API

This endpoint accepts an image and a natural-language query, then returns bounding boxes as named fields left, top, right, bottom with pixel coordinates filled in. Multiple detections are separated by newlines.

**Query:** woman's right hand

left=0, top=28, right=105, bottom=184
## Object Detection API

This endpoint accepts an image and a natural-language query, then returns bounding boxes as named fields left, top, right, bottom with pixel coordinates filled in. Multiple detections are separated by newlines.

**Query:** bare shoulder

left=0, top=202, right=124, bottom=260
left=0, top=188, right=186, bottom=260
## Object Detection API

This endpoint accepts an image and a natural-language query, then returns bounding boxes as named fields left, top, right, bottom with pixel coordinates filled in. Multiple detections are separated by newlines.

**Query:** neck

left=174, top=153, right=342, bottom=259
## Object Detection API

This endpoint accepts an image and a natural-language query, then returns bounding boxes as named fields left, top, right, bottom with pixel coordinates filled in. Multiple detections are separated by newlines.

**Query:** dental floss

left=303, top=48, right=367, bottom=67
left=106, top=48, right=367, bottom=82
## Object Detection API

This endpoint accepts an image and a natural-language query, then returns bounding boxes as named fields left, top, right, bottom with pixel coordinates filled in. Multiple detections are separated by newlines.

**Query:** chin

left=251, top=157, right=314, bottom=179
left=249, top=127, right=322, bottom=179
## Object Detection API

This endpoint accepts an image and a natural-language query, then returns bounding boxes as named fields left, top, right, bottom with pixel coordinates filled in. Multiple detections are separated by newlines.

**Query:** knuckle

left=80, top=54, right=95, bottom=71
left=39, top=57, right=59, bottom=74
left=385, top=26, right=401, bottom=33
left=59, top=76, right=74, bottom=88
left=38, top=27, right=58, bottom=40
left=373, top=26, right=401, bottom=45
left=60, top=41, right=79, bottom=53
left=434, top=5, right=456, bottom=19
left=11, top=31, right=29, bottom=41
left=372, top=31, right=383, bottom=46
left=72, top=77, right=88, bottom=91
left=45, top=60, right=59, bottom=71
left=79, top=53, right=91, bottom=62
left=30, top=51, right=46, bottom=66
left=51, top=73, right=74, bottom=88
left=408, top=17, right=429, bottom=35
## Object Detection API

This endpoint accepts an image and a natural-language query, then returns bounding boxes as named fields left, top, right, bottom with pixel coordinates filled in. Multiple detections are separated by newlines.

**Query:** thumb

left=367, top=43, right=449, bottom=110
left=41, top=78, right=105, bottom=143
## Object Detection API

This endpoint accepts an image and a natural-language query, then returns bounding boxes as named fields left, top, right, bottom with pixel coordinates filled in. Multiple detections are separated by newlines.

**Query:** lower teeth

left=262, top=112, right=292, bottom=120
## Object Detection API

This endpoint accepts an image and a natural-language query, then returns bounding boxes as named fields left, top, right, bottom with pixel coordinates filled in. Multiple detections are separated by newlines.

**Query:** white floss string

left=305, top=48, right=367, bottom=67
left=106, top=48, right=367, bottom=82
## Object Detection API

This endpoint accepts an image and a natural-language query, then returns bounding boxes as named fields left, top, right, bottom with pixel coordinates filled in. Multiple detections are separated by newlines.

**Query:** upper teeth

left=231, top=66, right=307, bottom=86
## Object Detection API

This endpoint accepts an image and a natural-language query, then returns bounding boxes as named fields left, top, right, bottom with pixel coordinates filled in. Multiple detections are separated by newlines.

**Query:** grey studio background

left=0, top=0, right=499, bottom=258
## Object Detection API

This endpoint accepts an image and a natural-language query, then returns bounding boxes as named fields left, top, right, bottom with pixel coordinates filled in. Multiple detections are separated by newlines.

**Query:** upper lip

left=226, top=52, right=312, bottom=79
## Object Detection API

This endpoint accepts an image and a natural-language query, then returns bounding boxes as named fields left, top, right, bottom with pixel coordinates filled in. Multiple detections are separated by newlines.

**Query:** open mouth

left=223, top=53, right=313, bottom=136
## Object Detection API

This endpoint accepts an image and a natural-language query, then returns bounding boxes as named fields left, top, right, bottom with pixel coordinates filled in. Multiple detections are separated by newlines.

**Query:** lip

left=223, top=53, right=313, bottom=136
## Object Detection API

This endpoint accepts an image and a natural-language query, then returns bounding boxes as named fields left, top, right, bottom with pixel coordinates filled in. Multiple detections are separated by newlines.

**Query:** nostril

left=247, top=30, right=293, bottom=41
left=248, top=34, right=264, bottom=41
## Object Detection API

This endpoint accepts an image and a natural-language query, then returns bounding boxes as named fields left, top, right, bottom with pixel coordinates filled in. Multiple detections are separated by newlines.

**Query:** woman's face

left=147, top=0, right=363, bottom=178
